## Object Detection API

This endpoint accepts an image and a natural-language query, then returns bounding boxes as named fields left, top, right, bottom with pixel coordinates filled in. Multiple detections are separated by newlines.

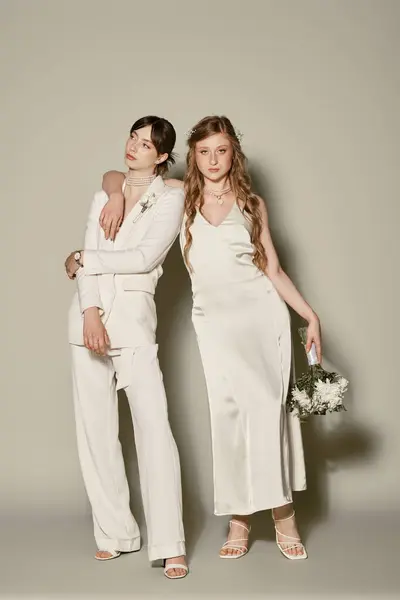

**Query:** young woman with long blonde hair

left=101, top=115, right=322, bottom=561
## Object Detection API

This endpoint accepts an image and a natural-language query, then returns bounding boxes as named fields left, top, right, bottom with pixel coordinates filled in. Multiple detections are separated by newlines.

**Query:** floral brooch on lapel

left=133, top=192, right=158, bottom=223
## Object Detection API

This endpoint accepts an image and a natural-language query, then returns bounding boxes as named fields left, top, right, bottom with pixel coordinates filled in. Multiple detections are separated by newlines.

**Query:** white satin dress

left=180, top=201, right=307, bottom=516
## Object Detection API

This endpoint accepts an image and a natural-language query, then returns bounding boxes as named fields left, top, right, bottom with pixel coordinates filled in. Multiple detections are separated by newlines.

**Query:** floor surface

left=1, top=511, right=398, bottom=599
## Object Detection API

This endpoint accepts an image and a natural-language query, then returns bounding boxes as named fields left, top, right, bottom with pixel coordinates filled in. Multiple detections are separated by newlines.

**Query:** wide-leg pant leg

left=112, top=345, right=186, bottom=562
left=71, top=344, right=141, bottom=553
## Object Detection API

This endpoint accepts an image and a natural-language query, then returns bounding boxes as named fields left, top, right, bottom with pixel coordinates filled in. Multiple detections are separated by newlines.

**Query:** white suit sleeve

left=76, top=192, right=104, bottom=314
left=83, top=188, right=184, bottom=275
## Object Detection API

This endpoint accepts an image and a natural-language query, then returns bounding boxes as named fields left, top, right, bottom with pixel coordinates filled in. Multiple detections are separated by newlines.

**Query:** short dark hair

left=130, top=115, right=176, bottom=176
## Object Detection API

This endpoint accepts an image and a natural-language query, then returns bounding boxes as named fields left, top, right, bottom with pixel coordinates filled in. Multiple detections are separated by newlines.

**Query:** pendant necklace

left=204, top=186, right=231, bottom=205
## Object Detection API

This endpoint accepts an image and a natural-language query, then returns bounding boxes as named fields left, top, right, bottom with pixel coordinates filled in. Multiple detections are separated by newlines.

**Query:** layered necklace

left=204, top=186, right=231, bottom=205
left=126, top=174, right=156, bottom=187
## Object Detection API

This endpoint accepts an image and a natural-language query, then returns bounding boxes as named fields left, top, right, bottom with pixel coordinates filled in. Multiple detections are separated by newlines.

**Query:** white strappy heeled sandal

left=273, top=510, right=308, bottom=560
left=94, top=549, right=121, bottom=561
left=163, top=560, right=189, bottom=580
left=219, top=519, right=251, bottom=559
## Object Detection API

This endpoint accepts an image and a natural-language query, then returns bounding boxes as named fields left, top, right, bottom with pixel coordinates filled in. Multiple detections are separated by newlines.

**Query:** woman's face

left=125, top=125, right=161, bottom=173
left=195, top=132, right=233, bottom=183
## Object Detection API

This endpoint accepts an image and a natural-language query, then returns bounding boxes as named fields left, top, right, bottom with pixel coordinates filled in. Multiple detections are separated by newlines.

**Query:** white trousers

left=70, top=343, right=185, bottom=561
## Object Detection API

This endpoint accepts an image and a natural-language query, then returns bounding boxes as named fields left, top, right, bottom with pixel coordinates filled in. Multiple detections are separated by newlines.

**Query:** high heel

left=94, top=550, right=121, bottom=561
left=272, top=510, right=307, bottom=560
left=163, top=559, right=189, bottom=580
left=219, top=519, right=251, bottom=559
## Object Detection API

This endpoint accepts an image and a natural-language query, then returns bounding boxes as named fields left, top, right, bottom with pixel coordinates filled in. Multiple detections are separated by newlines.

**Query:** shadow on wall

left=249, top=164, right=380, bottom=538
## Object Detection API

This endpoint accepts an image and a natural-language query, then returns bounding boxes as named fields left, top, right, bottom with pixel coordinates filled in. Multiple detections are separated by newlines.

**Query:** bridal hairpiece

left=185, top=126, right=244, bottom=143
left=234, top=128, right=244, bottom=143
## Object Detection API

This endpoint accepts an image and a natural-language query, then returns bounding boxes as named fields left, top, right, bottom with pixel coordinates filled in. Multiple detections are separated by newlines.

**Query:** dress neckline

left=197, top=200, right=237, bottom=229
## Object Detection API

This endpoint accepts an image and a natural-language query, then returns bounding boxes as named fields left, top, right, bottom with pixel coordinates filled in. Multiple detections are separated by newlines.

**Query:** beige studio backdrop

left=1, top=0, right=399, bottom=531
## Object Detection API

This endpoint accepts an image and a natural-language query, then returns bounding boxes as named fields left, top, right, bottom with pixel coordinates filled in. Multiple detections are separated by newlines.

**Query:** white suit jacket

left=68, top=176, right=184, bottom=349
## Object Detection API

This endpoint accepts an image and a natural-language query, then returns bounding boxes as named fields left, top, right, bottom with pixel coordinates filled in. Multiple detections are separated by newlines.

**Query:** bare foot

left=272, top=508, right=306, bottom=558
left=219, top=517, right=250, bottom=558
left=164, top=555, right=187, bottom=578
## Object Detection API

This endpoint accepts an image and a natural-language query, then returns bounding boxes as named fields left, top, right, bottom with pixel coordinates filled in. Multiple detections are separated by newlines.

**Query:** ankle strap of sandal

left=229, top=519, right=251, bottom=533
left=273, top=510, right=296, bottom=523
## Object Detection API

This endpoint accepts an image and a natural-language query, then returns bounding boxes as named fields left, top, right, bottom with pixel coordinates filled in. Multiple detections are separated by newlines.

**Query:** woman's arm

left=65, top=193, right=104, bottom=315
left=257, top=196, right=322, bottom=360
left=65, top=192, right=111, bottom=355
left=99, top=174, right=184, bottom=241
left=102, top=169, right=125, bottom=196
left=100, top=170, right=126, bottom=240
left=82, top=189, right=184, bottom=275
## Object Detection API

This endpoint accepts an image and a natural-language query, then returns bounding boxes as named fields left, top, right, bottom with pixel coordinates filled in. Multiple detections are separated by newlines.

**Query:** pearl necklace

left=204, top=186, right=231, bottom=205
left=126, top=174, right=156, bottom=187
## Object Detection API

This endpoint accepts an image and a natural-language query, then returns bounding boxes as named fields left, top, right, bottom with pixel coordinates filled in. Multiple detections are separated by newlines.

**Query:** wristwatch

left=74, top=251, right=83, bottom=267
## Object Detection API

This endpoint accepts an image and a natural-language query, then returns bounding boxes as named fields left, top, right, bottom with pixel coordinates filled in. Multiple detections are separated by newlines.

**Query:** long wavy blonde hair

left=183, top=115, right=267, bottom=273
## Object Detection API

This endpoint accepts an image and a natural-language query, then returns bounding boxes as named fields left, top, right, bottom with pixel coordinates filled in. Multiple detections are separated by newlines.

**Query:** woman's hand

left=83, top=308, right=110, bottom=355
left=99, top=192, right=125, bottom=241
left=64, top=251, right=81, bottom=279
left=306, top=314, right=322, bottom=363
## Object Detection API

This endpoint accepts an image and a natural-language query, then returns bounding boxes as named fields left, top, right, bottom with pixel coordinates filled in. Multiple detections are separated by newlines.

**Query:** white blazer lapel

left=114, top=176, right=166, bottom=250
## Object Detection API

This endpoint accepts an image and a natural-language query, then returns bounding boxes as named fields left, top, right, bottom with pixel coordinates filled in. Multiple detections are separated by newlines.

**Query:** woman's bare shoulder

left=253, top=193, right=267, bottom=212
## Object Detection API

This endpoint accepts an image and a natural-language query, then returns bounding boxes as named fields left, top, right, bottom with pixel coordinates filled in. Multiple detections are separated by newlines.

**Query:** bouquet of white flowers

left=287, top=327, right=348, bottom=420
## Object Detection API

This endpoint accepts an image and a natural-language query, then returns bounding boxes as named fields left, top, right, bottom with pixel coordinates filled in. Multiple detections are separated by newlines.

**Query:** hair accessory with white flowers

left=185, top=125, right=244, bottom=143
left=234, top=127, right=244, bottom=143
